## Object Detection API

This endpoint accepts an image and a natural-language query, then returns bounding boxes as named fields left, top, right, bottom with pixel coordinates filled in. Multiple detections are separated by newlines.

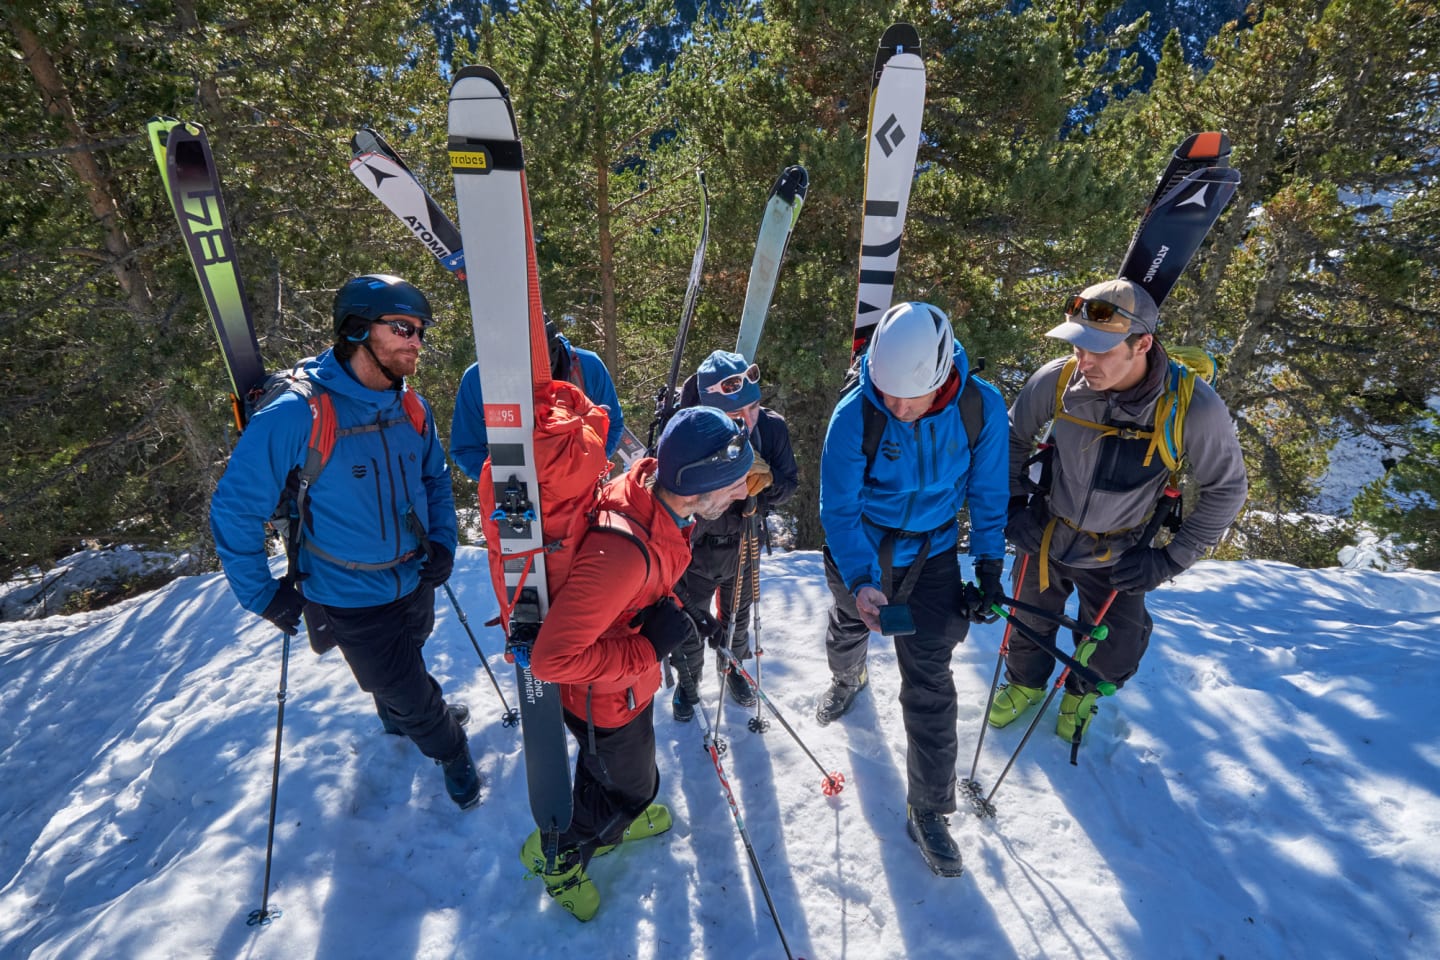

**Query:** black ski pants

left=1003, top=553, right=1153, bottom=695
left=822, top=544, right=970, bottom=813
left=671, top=530, right=758, bottom=698
left=319, top=584, right=467, bottom=762
left=560, top=701, right=659, bottom=866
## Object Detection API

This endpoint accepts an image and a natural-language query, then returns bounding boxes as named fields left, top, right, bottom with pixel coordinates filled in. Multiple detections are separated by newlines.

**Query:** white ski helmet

left=867, top=302, right=956, bottom=398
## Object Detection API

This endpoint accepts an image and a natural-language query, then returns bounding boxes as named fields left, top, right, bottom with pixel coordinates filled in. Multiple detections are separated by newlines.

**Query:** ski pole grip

left=1138, top=485, right=1182, bottom=547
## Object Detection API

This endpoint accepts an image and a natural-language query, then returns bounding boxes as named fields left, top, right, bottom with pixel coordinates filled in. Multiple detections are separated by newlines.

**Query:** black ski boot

left=672, top=687, right=699, bottom=723
left=815, top=668, right=868, bottom=726
left=724, top=667, right=758, bottom=708
left=906, top=806, right=963, bottom=877
left=440, top=742, right=482, bottom=810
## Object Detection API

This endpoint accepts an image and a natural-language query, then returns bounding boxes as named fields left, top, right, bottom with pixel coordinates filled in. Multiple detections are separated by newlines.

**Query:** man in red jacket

left=521, top=406, right=753, bottom=921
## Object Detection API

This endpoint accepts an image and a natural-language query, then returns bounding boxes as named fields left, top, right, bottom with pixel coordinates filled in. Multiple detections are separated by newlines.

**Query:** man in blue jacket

left=816, top=301, right=1009, bottom=877
left=450, top=315, right=624, bottom=480
left=210, top=274, right=479, bottom=810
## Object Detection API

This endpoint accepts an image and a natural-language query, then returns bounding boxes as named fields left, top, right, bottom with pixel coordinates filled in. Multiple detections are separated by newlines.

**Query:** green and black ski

left=147, top=118, right=264, bottom=432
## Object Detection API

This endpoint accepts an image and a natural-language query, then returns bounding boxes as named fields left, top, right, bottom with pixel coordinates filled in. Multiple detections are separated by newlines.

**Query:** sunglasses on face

left=673, top=432, right=748, bottom=489
left=1063, top=295, right=1138, bottom=332
left=703, top=363, right=760, bottom=396
left=378, top=317, right=426, bottom=340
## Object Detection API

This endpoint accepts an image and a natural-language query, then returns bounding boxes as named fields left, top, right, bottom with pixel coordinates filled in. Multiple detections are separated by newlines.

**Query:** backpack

left=248, top=359, right=428, bottom=565
left=841, top=358, right=989, bottom=486
left=1051, top=346, right=1219, bottom=483
left=477, top=378, right=612, bottom=627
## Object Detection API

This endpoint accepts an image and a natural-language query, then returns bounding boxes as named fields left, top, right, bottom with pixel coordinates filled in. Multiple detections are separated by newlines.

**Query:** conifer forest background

left=3, top=0, right=1438, bottom=576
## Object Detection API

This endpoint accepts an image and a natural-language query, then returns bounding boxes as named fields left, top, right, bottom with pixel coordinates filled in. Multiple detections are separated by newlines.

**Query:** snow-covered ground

left=2, top=549, right=1438, bottom=959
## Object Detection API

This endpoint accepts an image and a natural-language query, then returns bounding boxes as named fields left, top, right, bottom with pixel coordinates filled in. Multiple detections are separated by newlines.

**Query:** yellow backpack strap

left=1147, top=360, right=1197, bottom=477
left=1053, top=356, right=1125, bottom=439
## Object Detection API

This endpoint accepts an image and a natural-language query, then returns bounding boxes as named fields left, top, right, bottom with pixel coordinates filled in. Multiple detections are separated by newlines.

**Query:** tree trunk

left=10, top=20, right=153, bottom=317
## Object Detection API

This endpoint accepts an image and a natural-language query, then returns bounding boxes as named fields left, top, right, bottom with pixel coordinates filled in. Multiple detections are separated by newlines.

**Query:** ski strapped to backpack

left=252, top=362, right=428, bottom=569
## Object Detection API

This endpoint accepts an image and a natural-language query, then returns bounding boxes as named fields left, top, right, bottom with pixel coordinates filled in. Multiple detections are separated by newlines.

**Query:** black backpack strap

left=958, top=374, right=984, bottom=453
left=860, top=394, right=888, bottom=486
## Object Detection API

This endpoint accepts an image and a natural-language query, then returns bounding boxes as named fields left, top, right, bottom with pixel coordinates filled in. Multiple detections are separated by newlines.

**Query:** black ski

left=647, top=168, right=710, bottom=453
left=147, top=118, right=265, bottom=431
left=1117, top=132, right=1241, bottom=307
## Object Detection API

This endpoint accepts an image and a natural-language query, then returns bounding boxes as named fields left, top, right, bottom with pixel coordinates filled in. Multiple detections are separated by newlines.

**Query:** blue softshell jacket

left=210, top=349, right=459, bottom=613
left=819, top=343, right=1008, bottom=595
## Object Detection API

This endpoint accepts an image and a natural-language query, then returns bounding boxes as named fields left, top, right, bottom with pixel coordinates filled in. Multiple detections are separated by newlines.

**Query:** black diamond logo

left=875, top=114, right=906, bottom=158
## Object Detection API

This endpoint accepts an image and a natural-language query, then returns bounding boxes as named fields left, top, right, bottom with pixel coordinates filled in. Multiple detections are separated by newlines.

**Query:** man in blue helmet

left=210, top=274, right=480, bottom=810
left=816, top=301, right=1009, bottom=877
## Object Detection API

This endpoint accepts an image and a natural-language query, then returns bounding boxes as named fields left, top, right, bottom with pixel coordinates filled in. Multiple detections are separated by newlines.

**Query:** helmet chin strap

left=361, top=339, right=404, bottom=387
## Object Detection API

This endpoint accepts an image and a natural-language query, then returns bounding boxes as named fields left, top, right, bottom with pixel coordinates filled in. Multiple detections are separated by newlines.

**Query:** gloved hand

left=745, top=455, right=773, bottom=498
left=419, top=544, right=454, bottom=588
left=1109, top=546, right=1183, bottom=594
left=631, top=596, right=698, bottom=662
left=687, top=606, right=725, bottom=650
left=1005, top=495, right=1050, bottom=557
left=261, top=579, right=307, bottom=636
left=967, top=557, right=1006, bottom=624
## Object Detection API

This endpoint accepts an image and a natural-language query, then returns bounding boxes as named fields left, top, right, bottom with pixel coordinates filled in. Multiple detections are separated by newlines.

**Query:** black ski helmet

left=332, top=274, right=433, bottom=341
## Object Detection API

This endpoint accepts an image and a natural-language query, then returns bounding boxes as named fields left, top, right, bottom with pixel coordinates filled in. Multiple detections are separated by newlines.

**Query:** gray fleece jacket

left=1008, top=345, right=1248, bottom=570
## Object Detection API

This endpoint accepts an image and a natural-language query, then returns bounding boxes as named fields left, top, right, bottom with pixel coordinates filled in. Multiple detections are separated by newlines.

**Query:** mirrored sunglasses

left=378, top=317, right=426, bottom=340
left=703, top=363, right=760, bottom=396
left=1063, top=295, right=1138, bottom=333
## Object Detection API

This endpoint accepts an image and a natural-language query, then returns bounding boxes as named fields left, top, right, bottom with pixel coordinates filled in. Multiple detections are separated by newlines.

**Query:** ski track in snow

left=1, top=551, right=1439, bottom=959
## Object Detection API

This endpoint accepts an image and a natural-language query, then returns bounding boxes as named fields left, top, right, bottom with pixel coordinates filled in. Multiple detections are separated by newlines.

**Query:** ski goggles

left=378, top=317, right=428, bottom=340
left=673, top=431, right=750, bottom=490
left=703, top=363, right=760, bottom=396
left=1062, top=295, right=1139, bottom=333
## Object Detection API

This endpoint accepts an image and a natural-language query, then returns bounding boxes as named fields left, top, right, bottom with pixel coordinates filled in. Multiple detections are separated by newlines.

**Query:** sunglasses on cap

left=703, top=363, right=760, bottom=396
left=1063, top=295, right=1138, bottom=333
left=378, top=317, right=427, bottom=340
left=673, top=431, right=749, bottom=490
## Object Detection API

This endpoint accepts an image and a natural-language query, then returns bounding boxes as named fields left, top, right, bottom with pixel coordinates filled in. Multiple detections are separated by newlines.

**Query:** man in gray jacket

left=993, top=279, right=1248, bottom=741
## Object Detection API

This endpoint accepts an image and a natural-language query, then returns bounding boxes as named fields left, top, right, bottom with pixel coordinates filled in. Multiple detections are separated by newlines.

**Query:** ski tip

left=451, top=64, right=510, bottom=97
left=879, top=22, right=922, bottom=54
left=1177, top=130, right=1231, bottom=163
left=772, top=165, right=809, bottom=203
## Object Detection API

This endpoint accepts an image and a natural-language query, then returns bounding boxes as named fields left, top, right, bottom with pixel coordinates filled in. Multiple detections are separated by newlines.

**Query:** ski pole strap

left=995, top=594, right=1108, bottom=642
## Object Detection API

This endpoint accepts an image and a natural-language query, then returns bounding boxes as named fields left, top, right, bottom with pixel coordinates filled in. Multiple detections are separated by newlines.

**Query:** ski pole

left=962, top=552, right=1029, bottom=815
left=247, top=629, right=291, bottom=927
left=703, top=725, right=800, bottom=960
left=992, top=594, right=1108, bottom=640
left=742, top=511, right=769, bottom=735
left=718, top=647, right=845, bottom=796
left=443, top=583, right=520, bottom=728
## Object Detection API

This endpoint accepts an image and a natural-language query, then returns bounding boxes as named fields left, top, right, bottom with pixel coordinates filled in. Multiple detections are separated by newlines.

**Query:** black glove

left=419, top=544, right=454, bottom=588
left=260, top=579, right=306, bottom=636
left=1109, top=546, right=1183, bottom=594
left=688, top=606, right=725, bottom=650
left=1005, top=496, right=1050, bottom=557
left=631, top=596, right=697, bottom=662
left=967, top=558, right=1006, bottom=624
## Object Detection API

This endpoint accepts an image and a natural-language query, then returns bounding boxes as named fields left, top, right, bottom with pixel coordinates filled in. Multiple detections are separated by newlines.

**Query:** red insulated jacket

left=530, top=458, right=694, bottom=728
